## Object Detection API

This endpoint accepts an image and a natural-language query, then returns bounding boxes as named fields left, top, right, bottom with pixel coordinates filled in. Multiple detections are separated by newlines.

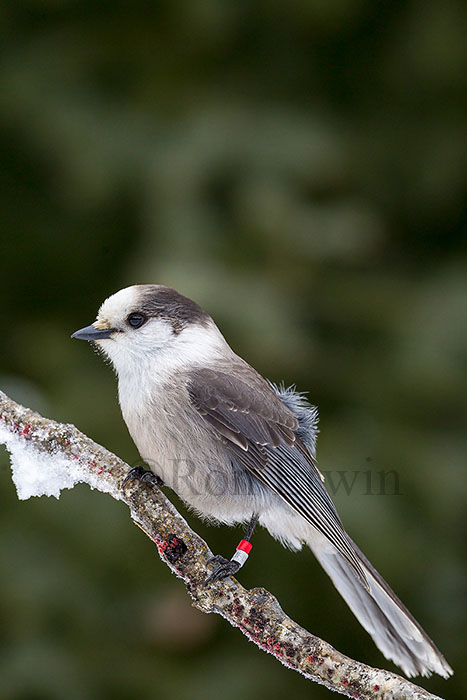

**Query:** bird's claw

left=204, top=555, right=241, bottom=585
left=122, top=466, right=164, bottom=489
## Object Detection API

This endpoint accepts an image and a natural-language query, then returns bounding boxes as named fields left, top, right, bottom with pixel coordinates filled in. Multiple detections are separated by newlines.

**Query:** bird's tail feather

left=306, top=531, right=453, bottom=678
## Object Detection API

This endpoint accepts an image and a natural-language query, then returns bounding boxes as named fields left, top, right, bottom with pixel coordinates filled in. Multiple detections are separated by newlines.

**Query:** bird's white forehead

left=96, top=286, right=140, bottom=327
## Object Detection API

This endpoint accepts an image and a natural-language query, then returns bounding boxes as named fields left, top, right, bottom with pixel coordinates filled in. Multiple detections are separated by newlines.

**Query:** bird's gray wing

left=187, top=367, right=366, bottom=584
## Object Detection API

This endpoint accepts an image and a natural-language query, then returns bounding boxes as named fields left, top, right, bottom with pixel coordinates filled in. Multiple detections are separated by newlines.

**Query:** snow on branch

left=0, top=390, right=445, bottom=700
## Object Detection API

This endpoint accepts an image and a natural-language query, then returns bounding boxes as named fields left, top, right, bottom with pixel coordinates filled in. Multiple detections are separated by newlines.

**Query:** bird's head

left=71, top=284, right=225, bottom=375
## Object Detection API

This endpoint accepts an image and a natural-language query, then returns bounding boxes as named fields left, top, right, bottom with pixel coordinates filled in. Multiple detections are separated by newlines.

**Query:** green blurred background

left=0, top=2, right=466, bottom=698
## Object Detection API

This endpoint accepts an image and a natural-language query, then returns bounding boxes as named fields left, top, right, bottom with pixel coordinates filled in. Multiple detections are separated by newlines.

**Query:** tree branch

left=0, top=390, right=444, bottom=700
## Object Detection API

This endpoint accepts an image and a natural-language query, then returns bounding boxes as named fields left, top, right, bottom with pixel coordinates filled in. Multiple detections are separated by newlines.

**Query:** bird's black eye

left=127, top=312, right=147, bottom=329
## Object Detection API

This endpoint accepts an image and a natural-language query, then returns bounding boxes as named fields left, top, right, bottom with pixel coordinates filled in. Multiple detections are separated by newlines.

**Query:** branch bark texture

left=0, top=390, right=444, bottom=700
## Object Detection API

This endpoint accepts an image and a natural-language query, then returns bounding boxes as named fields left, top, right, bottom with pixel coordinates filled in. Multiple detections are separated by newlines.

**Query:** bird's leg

left=205, top=514, right=259, bottom=585
left=122, top=465, right=164, bottom=489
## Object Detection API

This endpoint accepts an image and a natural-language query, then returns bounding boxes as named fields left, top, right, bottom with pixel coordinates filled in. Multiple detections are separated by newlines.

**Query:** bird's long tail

left=306, top=530, right=453, bottom=678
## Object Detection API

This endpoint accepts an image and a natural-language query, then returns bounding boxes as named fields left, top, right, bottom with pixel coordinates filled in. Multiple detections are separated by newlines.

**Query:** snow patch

left=0, top=423, right=118, bottom=501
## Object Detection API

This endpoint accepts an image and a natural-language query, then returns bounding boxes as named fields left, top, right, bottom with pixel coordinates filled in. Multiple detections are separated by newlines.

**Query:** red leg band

left=237, top=539, right=253, bottom=554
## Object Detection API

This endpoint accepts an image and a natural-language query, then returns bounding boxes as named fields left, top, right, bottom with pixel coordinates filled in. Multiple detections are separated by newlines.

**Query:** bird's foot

left=204, top=555, right=241, bottom=585
left=122, top=466, right=164, bottom=490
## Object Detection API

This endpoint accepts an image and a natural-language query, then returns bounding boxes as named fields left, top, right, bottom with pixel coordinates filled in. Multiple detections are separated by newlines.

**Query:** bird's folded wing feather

left=187, top=366, right=367, bottom=585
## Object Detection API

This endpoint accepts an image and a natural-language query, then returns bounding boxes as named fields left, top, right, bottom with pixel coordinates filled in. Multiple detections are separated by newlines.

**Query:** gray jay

left=72, top=284, right=452, bottom=679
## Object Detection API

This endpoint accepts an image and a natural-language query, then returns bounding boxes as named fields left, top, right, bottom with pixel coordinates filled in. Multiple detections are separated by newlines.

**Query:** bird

left=71, top=283, right=452, bottom=679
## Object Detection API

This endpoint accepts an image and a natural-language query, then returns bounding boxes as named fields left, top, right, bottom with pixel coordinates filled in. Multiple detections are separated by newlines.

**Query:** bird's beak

left=71, top=324, right=117, bottom=341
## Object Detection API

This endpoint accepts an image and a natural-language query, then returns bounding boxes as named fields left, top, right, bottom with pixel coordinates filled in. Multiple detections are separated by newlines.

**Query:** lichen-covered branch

left=0, top=390, right=444, bottom=700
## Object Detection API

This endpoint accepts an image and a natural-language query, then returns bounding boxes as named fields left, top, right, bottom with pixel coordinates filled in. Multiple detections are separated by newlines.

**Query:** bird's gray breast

left=119, top=372, right=276, bottom=522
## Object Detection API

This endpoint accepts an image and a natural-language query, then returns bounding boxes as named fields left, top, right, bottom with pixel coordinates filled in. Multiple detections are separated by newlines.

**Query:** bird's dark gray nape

left=136, top=285, right=211, bottom=333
